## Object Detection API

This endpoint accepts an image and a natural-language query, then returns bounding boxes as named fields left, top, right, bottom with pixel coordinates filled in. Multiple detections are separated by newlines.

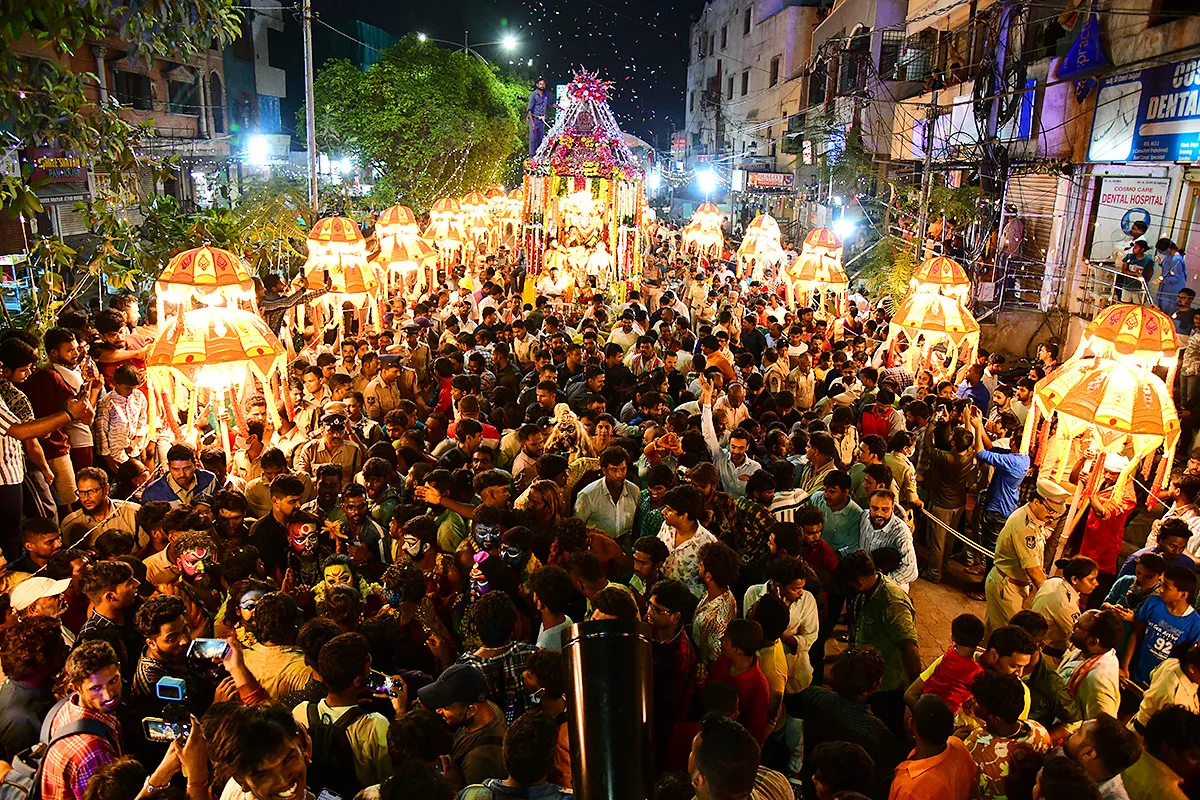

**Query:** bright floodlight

left=696, top=168, right=718, bottom=195
left=648, top=172, right=663, bottom=190
left=417, top=33, right=427, bottom=42
left=501, top=35, right=517, bottom=50
left=247, top=134, right=270, bottom=166
left=833, top=217, right=856, bottom=241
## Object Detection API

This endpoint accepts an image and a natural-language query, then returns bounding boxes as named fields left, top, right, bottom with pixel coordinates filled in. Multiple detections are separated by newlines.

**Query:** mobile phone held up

left=142, top=717, right=191, bottom=742
left=368, top=670, right=399, bottom=697
left=188, top=638, right=230, bottom=660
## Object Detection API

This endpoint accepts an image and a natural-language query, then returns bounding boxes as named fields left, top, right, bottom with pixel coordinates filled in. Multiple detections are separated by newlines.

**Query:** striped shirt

left=0, top=393, right=26, bottom=485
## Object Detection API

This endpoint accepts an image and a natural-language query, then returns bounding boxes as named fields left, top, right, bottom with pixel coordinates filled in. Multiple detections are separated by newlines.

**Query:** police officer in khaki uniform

left=983, top=477, right=1071, bottom=638
left=364, top=354, right=402, bottom=422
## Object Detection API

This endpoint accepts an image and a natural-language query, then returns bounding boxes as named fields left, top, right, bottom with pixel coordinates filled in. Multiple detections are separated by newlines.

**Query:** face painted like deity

left=401, top=534, right=427, bottom=560
left=287, top=522, right=317, bottom=556
left=238, top=589, right=265, bottom=623
left=323, top=564, right=354, bottom=589
left=500, top=543, right=528, bottom=570
left=472, top=523, right=502, bottom=552
left=177, top=547, right=214, bottom=586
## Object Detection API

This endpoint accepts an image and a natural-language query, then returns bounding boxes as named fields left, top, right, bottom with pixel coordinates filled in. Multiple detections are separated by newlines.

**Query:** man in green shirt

left=839, top=550, right=921, bottom=740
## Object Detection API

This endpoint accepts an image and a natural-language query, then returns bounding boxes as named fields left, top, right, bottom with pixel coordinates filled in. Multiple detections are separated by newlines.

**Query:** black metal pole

left=561, top=620, right=655, bottom=800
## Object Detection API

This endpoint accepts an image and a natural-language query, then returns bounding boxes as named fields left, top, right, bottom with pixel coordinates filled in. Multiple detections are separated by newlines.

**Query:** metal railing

left=1076, top=260, right=1151, bottom=318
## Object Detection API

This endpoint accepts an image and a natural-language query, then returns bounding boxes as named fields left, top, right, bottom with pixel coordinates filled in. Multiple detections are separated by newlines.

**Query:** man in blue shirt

left=1122, top=566, right=1200, bottom=686
left=527, top=78, right=551, bottom=156
left=968, top=407, right=1029, bottom=566
left=956, top=363, right=991, bottom=414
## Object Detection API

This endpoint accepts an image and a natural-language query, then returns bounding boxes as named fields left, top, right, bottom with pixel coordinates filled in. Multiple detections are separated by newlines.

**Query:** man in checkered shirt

left=41, top=640, right=123, bottom=800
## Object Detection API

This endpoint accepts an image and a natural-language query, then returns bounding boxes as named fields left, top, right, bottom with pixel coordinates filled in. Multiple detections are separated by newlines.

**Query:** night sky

left=318, top=0, right=706, bottom=148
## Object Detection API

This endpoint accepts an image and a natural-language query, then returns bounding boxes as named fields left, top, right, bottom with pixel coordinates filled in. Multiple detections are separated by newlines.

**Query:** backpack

left=305, top=703, right=368, bottom=800
left=0, top=697, right=115, bottom=800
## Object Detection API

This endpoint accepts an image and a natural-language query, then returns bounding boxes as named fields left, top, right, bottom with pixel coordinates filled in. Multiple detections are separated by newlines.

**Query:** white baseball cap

left=10, top=576, right=72, bottom=612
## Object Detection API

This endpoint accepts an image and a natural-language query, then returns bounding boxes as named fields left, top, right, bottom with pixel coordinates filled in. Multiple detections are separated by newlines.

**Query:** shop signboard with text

left=1089, top=57, right=1200, bottom=162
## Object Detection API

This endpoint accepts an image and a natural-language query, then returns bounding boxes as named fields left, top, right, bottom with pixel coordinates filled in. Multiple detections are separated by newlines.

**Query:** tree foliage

left=310, top=35, right=529, bottom=212
left=0, top=0, right=243, bottom=328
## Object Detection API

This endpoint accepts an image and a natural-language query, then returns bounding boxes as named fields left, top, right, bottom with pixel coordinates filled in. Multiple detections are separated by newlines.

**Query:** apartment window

left=167, top=77, right=199, bottom=115
left=769, top=56, right=780, bottom=86
left=112, top=70, right=152, bottom=111
left=879, top=30, right=905, bottom=78
left=743, top=8, right=752, bottom=35
left=741, top=70, right=750, bottom=96
left=210, top=73, right=225, bottom=133
left=233, top=14, right=254, bottom=61
left=689, top=90, right=695, bottom=111
left=808, top=59, right=828, bottom=106
left=721, top=26, right=728, bottom=49
left=727, top=76, right=734, bottom=99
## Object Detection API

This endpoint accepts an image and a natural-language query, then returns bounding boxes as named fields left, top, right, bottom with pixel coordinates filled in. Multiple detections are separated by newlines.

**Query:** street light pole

left=302, top=0, right=318, bottom=212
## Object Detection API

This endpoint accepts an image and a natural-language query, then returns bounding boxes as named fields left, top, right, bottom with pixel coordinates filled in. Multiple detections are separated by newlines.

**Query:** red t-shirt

left=923, top=646, right=983, bottom=713
left=21, top=367, right=74, bottom=458
left=709, top=656, right=772, bottom=743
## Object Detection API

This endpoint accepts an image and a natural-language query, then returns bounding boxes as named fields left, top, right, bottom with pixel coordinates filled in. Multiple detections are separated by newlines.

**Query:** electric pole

left=302, top=0, right=318, bottom=213
left=915, top=87, right=938, bottom=260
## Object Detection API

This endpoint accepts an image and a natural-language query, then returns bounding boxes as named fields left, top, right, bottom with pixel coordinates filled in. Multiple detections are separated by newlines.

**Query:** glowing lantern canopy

left=682, top=202, right=724, bottom=256
left=1025, top=359, right=1180, bottom=499
left=885, top=293, right=980, bottom=375
left=375, top=205, right=420, bottom=238
left=461, top=191, right=492, bottom=243
left=485, top=186, right=508, bottom=217
left=909, top=255, right=971, bottom=302
left=692, top=202, right=723, bottom=230
left=303, top=216, right=368, bottom=280
left=785, top=228, right=849, bottom=314
left=147, top=307, right=286, bottom=392
left=737, top=213, right=785, bottom=278
left=155, top=245, right=256, bottom=327
left=506, top=188, right=524, bottom=219
left=1072, top=303, right=1180, bottom=374
left=430, top=197, right=462, bottom=222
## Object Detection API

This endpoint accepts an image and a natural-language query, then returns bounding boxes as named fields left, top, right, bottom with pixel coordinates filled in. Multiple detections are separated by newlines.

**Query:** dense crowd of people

left=0, top=229, right=1197, bottom=800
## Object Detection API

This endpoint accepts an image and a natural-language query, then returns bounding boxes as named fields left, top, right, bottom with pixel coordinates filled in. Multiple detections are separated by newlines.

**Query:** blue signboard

left=1087, top=57, right=1200, bottom=162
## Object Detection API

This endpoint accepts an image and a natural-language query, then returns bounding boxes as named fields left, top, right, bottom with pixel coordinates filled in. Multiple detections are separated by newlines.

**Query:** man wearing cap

left=11, top=576, right=75, bottom=645
left=363, top=355, right=402, bottom=423
left=983, top=477, right=1070, bottom=637
left=417, top=663, right=508, bottom=786
left=294, top=413, right=364, bottom=484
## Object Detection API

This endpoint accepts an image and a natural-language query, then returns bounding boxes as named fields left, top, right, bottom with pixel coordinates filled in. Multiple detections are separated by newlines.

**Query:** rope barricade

left=920, top=506, right=997, bottom=558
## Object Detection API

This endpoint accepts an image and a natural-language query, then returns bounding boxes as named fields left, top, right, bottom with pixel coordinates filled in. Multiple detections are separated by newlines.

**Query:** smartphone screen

left=368, top=670, right=396, bottom=696
left=187, top=638, right=230, bottom=660
left=143, top=717, right=191, bottom=742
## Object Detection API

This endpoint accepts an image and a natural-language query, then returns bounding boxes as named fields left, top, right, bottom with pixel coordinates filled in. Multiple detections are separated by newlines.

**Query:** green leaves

left=308, top=35, right=530, bottom=212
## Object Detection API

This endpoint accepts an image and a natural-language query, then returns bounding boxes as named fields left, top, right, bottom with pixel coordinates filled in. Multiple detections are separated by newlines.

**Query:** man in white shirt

left=573, top=448, right=640, bottom=549
left=1057, top=609, right=1124, bottom=727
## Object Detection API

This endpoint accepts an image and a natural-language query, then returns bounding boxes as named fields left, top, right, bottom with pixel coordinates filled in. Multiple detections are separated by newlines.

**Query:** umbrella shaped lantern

left=1024, top=358, right=1181, bottom=543
left=375, top=205, right=436, bottom=295
left=461, top=190, right=492, bottom=247
left=147, top=307, right=288, bottom=463
left=682, top=203, right=724, bottom=257
left=737, top=213, right=786, bottom=279
left=884, top=293, right=980, bottom=376
left=784, top=228, right=848, bottom=315
left=1071, top=303, right=1180, bottom=378
left=909, top=255, right=972, bottom=302
left=155, top=244, right=256, bottom=320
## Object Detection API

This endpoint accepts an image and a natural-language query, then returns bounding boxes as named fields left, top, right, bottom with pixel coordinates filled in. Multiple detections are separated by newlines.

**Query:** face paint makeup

left=472, top=524, right=502, bottom=550
left=287, top=522, right=317, bottom=556
left=178, top=548, right=211, bottom=578
left=500, top=543, right=527, bottom=569
left=323, top=564, right=353, bottom=588
left=401, top=535, right=427, bottom=560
